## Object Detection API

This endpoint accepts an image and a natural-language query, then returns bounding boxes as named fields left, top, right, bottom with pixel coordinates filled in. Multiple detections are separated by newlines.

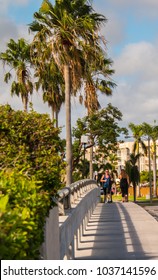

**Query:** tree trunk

left=51, top=107, right=55, bottom=123
left=22, top=96, right=28, bottom=112
left=148, top=137, right=152, bottom=203
left=133, top=183, right=136, bottom=202
left=55, top=111, right=58, bottom=128
left=64, top=64, right=72, bottom=185
left=137, top=143, right=141, bottom=197
left=153, top=140, right=157, bottom=197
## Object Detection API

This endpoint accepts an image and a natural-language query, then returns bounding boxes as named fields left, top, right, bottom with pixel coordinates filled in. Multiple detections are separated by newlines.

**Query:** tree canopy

left=72, top=103, right=128, bottom=178
left=0, top=105, right=65, bottom=193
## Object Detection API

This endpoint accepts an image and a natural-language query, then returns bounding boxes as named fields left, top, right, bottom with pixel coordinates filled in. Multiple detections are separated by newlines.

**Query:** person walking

left=119, top=169, right=129, bottom=202
left=100, top=169, right=112, bottom=203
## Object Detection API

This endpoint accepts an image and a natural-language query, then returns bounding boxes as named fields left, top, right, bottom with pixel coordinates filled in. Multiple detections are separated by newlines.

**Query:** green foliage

left=0, top=38, right=33, bottom=111
left=142, top=122, right=158, bottom=141
left=128, top=123, right=147, bottom=156
left=0, top=105, right=66, bottom=259
left=140, top=170, right=153, bottom=183
left=0, top=171, right=51, bottom=259
left=0, top=105, right=65, bottom=193
left=130, top=165, right=140, bottom=185
left=72, top=104, right=128, bottom=177
left=126, top=153, right=140, bottom=202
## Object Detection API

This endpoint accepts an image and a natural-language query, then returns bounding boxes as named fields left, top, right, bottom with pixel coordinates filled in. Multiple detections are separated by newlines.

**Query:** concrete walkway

left=75, top=202, right=158, bottom=260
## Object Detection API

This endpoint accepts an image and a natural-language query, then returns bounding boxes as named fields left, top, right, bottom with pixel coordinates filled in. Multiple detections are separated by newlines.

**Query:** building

left=117, top=140, right=158, bottom=172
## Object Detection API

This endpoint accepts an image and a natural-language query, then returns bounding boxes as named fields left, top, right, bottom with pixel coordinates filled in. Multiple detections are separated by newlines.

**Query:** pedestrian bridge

left=40, top=179, right=158, bottom=260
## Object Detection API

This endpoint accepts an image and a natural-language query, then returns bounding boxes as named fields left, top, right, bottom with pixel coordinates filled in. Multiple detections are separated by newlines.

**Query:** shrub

left=0, top=105, right=65, bottom=193
left=0, top=171, right=51, bottom=259
left=0, top=105, right=66, bottom=259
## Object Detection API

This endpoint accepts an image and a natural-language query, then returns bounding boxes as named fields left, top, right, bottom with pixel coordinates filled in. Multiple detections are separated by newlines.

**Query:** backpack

left=103, top=176, right=111, bottom=188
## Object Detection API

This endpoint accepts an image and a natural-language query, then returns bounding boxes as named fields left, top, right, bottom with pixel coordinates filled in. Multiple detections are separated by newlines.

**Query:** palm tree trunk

left=55, top=111, right=58, bottom=128
left=51, top=107, right=55, bottom=122
left=148, top=137, right=152, bottom=203
left=137, top=143, right=141, bottom=197
left=153, top=140, right=157, bottom=197
left=64, top=64, right=72, bottom=185
left=22, top=96, right=28, bottom=112
left=133, top=183, right=136, bottom=202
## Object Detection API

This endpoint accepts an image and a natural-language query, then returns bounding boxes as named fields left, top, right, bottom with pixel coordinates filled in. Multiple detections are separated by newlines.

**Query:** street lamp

left=81, top=135, right=89, bottom=178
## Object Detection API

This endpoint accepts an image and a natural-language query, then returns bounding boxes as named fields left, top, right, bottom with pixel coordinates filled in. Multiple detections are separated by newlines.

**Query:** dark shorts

left=103, top=186, right=111, bottom=195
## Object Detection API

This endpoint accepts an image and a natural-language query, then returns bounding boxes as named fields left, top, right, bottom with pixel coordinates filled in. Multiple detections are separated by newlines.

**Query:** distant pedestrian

left=94, top=171, right=98, bottom=182
left=100, top=169, right=112, bottom=203
left=119, top=169, right=129, bottom=202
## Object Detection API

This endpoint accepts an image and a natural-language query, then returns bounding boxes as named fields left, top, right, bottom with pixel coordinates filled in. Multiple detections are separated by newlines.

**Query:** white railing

left=40, top=179, right=99, bottom=259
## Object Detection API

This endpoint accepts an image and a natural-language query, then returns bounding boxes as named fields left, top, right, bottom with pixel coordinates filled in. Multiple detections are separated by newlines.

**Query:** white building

left=117, top=140, right=158, bottom=172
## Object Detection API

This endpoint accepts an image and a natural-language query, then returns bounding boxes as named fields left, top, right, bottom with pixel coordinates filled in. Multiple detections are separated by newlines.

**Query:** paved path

left=75, top=202, right=158, bottom=260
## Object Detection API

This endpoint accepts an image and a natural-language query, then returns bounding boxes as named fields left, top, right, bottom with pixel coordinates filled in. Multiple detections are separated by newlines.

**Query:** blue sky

left=1, top=0, right=158, bottom=136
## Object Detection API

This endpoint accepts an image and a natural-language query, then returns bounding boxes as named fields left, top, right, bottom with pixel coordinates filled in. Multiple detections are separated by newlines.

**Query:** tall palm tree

left=126, top=153, right=140, bottom=202
left=35, top=57, right=65, bottom=126
left=80, top=48, right=116, bottom=178
left=29, top=0, right=107, bottom=185
left=30, top=33, right=65, bottom=126
left=0, top=38, right=33, bottom=112
left=129, top=123, right=147, bottom=157
left=84, top=55, right=116, bottom=115
left=129, top=123, right=147, bottom=196
left=142, top=122, right=158, bottom=197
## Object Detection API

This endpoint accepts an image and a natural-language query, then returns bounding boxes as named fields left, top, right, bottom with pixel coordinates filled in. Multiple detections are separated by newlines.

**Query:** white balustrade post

left=41, top=206, right=60, bottom=260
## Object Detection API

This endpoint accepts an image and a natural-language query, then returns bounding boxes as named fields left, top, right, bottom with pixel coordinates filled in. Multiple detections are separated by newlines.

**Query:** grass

left=112, top=194, right=158, bottom=207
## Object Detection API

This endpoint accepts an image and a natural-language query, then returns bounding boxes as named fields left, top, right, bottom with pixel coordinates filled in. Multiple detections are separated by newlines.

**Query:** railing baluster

left=41, top=179, right=99, bottom=260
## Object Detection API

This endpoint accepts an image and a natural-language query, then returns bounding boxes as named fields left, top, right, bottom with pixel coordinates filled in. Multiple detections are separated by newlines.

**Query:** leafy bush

left=0, top=105, right=66, bottom=259
left=0, top=171, right=51, bottom=259
left=140, top=170, right=153, bottom=183
left=0, top=105, right=65, bottom=193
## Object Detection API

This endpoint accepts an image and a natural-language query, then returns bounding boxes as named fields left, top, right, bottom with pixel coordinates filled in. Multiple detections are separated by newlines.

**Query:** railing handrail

left=58, top=179, right=96, bottom=197
left=57, top=179, right=97, bottom=215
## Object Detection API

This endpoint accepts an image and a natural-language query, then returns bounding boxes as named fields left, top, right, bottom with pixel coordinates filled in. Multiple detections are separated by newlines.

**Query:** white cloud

left=0, top=0, right=29, bottom=15
left=114, top=42, right=158, bottom=80
left=106, top=41, right=158, bottom=128
left=102, top=12, right=126, bottom=48
left=105, top=0, right=158, bottom=10
left=105, top=0, right=158, bottom=18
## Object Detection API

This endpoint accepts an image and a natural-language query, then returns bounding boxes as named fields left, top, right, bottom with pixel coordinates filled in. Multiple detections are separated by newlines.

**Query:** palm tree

left=35, top=56, right=65, bottom=126
left=30, top=33, right=65, bottom=126
left=0, top=38, right=33, bottom=112
left=126, top=153, right=140, bottom=202
left=142, top=122, right=158, bottom=197
left=29, top=0, right=107, bottom=185
left=80, top=49, right=116, bottom=178
left=83, top=53, right=115, bottom=115
left=129, top=123, right=147, bottom=157
left=129, top=123, right=147, bottom=196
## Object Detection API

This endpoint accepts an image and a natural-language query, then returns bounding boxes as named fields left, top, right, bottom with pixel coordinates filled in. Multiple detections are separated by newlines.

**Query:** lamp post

left=81, top=135, right=89, bottom=179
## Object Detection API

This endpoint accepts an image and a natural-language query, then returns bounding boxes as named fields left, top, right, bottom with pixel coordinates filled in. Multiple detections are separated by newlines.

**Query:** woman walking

left=119, top=169, right=129, bottom=202
left=100, top=169, right=112, bottom=203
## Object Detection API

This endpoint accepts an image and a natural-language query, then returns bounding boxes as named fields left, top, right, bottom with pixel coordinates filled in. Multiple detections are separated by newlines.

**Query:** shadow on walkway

left=75, top=202, right=158, bottom=260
